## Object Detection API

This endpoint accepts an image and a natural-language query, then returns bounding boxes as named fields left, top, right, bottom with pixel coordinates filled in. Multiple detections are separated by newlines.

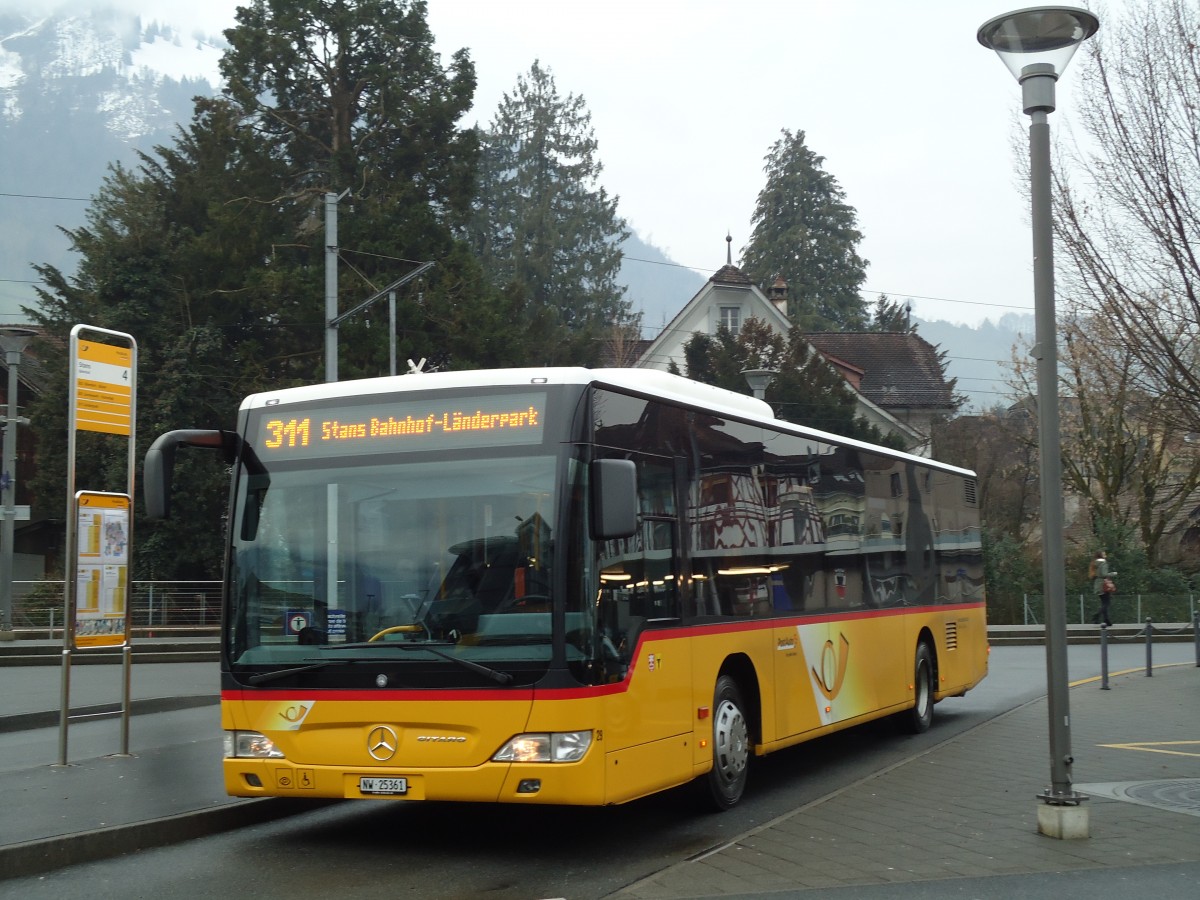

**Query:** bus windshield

left=226, top=452, right=560, bottom=680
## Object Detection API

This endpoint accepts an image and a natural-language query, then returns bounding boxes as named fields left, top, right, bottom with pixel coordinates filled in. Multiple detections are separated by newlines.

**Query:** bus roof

left=240, top=367, right=975, bottom=478
left=240, top=367, right=770, bottom=418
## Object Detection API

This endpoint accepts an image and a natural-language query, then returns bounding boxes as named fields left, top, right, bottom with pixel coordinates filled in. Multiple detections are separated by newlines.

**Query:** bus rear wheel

left=704, top=675, right=749, bottom=810
left=902, top=642, right=935, bottom=734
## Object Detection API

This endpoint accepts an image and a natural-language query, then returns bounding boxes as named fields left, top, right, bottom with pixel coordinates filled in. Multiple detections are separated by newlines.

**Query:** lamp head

left=0, top=327, right=36, bottom=355
left=977, top=6, right=1099, bottom=82
left=741, top=368, right=778, bottom=400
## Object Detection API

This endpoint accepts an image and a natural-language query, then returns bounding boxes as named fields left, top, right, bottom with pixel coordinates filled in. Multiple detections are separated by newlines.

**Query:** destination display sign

left=254, top=392, right=547, bottom=459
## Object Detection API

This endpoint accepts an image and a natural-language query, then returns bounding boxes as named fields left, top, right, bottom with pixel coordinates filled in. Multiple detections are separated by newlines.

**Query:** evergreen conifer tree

left=218, top=0, right=493, bottom=376
left=472, top=61, right=634, bottom=363
left=24, top=1, right=501, bottom=578
left=868, top=294, right=916, bottom=333
left=27, top=98, right=294, bottom=578
left=742, top=129, right=869, bottom=332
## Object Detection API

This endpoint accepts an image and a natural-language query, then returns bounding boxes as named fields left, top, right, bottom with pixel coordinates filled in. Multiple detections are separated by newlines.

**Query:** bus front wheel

left=704, top=675, right=750, bottom=810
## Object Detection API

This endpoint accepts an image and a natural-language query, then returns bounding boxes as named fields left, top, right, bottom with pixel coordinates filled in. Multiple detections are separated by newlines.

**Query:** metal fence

left=12, top=580, right=222, bottom=632
left=1014, top=593, right=1198, bottom=627
left=15, top=582, right=1199, bottom=632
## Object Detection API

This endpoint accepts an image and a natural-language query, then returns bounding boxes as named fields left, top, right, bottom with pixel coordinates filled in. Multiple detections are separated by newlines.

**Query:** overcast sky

left=17, top=0, right=1119, bottom=327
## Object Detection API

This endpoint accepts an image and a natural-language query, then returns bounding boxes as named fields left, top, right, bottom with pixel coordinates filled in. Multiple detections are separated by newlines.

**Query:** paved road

left=1, top=641, right=1196, bottom=897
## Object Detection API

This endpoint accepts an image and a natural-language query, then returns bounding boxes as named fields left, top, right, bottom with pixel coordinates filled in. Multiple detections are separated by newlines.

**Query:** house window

left=720, top=307, right=741, bottom=335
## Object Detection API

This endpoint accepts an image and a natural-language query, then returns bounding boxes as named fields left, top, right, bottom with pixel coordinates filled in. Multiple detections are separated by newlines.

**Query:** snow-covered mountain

left=0, top=8, right=222, bottom=134
left=0, top=7, right=224, bottom=319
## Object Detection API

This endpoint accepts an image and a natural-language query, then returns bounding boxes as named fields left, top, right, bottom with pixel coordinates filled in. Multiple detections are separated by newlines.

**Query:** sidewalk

left=619, top=662, right=1200, bottom=898
left=1, top=646, right=1198, bottom=893
left=0, top=655, right=319, bottom=879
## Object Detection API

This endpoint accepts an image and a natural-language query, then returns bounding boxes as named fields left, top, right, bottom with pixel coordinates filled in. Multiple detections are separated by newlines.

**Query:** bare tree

left=1009, top=313, right=1200, bottom=566
left=1052, top=0, right=1200, bottom=435
left=936, top=406, right=1040, bottom=544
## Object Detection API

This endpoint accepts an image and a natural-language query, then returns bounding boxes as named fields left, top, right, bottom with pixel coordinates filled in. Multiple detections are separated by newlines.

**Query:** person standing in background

left=1090, top=550, right=1116, bottom=627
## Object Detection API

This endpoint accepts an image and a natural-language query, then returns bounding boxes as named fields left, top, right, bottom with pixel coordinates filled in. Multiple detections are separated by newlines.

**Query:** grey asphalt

left=1, top=639, right=1198, bottom=897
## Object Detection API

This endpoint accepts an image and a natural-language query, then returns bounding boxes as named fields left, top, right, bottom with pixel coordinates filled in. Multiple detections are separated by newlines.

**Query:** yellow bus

left=145, top=367, right=987, bottom=809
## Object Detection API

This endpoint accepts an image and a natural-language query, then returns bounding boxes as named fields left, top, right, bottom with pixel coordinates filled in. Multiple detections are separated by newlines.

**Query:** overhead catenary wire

left=1, top=190, right=1033, bottom=322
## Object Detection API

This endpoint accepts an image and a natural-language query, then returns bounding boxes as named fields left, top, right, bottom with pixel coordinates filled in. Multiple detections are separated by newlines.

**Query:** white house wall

left=639, top=280, right=790, bottom=374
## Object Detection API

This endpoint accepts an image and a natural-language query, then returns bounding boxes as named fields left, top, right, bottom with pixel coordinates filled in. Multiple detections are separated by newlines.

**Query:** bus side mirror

left=144, top=429, right=238, bottom=519
left=591, top=458, right=638, bottom=540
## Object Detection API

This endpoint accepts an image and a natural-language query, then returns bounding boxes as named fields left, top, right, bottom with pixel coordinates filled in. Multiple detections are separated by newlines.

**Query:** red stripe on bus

left=223, top=601, right=982, bottom=705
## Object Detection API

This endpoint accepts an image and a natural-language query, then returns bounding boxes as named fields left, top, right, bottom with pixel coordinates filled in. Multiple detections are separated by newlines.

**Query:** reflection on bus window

left=591, top=386, right=984, bottom=620
left=595, top=455, right=678, bottom=681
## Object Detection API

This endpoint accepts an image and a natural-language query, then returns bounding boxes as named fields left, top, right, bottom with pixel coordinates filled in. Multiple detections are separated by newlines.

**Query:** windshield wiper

left=336, top=641, right=514, bottom=685
left=246, top=656, right=404, bottom=686
left=385, top=644, right=514, bottom=685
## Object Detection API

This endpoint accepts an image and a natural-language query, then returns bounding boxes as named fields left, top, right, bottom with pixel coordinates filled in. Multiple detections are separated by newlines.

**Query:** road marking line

left=1069, top=662, right=1191, bottom=687
left=1098, top=741, right=1200, bottom=758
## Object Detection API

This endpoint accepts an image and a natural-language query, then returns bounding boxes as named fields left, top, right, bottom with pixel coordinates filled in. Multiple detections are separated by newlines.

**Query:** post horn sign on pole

left=66, top=326, right=137, bottom=653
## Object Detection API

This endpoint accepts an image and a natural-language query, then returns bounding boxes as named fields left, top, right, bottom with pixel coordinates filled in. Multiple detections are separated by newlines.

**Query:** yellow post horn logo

left=813, top=633, right=850, bottom=701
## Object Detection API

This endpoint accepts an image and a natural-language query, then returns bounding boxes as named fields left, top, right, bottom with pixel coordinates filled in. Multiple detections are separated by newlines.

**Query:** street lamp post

left=0, top=327, right=35, bottom=641
left=978, top=6, right=1099, bottom=839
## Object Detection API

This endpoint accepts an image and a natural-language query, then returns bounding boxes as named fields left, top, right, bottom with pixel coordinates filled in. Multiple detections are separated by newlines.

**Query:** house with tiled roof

left=804, top=331, right=959, bottom=454
left=633, top=238, right=952, bottom=453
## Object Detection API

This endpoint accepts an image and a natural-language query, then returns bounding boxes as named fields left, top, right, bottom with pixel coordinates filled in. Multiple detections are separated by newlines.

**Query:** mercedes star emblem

left=367, top=724, right=399, bottom=761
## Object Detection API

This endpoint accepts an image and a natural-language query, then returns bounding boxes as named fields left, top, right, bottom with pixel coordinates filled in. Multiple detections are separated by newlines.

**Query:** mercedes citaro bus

left=145, top=367, right=987, bottom=809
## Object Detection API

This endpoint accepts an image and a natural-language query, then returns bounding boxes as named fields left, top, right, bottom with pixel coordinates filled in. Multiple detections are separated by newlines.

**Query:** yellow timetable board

left=74, top=339, right=133, bottom=436
left=73, top=492, right=131, bottom=649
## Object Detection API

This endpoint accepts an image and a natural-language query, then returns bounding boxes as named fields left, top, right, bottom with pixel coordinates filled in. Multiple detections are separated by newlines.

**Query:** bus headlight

left=492, top=731, right=592, bottom=763
left=224, top=730, right=286, bottom=759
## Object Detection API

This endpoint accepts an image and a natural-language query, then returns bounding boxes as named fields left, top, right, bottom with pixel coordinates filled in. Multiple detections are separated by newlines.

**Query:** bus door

left=597, top=454, right=693, bottom=750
